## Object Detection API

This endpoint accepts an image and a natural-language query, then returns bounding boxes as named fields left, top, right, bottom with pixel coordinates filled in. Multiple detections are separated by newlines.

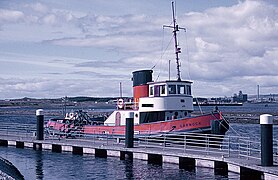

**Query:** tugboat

left=46, top=2, right=229, bottom=136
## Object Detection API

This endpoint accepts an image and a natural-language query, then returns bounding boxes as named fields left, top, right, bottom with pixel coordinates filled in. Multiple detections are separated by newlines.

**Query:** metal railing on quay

left=137, top=132, right=229, bottom=156
left=0, top=122, right=36, bottom=139
left=44, top=129, right=128, bottom=147
left=1, top=122, right=278, bottom=164
left=136, top=132, right=273, bottom=162
left=238, top=138, right=261, bottom=160
left=274, top=140, right=278, bottom=163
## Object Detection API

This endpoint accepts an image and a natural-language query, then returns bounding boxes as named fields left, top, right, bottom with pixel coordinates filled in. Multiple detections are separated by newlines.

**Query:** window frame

left=168, top=84, right=176, bottom=95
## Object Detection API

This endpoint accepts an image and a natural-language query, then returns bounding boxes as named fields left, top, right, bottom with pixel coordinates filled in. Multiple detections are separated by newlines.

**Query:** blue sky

left=0, top=0, right=278, bottom=99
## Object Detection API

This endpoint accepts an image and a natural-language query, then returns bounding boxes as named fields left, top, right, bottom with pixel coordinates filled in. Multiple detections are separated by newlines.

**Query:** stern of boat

left=210, top=111, right=229, bottom=135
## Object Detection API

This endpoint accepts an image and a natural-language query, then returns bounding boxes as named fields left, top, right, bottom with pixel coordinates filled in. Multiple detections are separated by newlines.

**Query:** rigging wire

left=153, top=28, right=174, bottom=82
left=181, top=29, right=204, bottom=114
left=156, top=35, right=174, bottom=81
left=222, top=115, right=241, bottom=136
left=151, top=28, right=165, bottom=70
left=152, top=28, right=165, bottom=81
left=211, top=111, right=240, bottom=136
left=152, top=8, right=175, bottom=81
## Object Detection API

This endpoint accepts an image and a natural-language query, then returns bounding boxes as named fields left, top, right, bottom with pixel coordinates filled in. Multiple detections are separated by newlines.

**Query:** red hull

left=47, top=112, right=223, bottom=136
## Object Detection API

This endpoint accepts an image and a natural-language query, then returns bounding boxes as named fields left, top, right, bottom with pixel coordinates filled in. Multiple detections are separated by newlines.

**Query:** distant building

left=233, top=91, right=248, bottom=102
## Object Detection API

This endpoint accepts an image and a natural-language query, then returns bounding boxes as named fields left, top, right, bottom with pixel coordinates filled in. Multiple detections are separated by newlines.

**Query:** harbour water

left=194, top=102, right=278, bottom=115
left=0, top=146, right=239, bottom=180
left=0, top=103, right=277, bottom=179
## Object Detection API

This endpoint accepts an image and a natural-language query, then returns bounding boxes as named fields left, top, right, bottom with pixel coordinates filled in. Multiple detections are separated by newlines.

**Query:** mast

left=119, top=82, right=122, bottom=98
left=168, top=59, right=171, bottom=81
left=163, top=1, right=185, bottom=81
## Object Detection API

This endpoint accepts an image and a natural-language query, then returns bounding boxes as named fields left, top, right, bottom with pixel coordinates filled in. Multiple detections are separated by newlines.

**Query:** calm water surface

left=0, top=146, right=239, bottom=180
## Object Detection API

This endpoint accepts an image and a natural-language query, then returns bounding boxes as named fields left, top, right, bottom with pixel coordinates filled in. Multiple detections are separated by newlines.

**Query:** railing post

left=111, top=130, right=114, bottom=144
left=163, top=134, right=166, bottom=151
left=238, top=137, right=240, bottom=158
left=184, top=134, right=186, bottom=152
left=228, top=136, right=230, bottom=157
left=247, top=139, right=250, bottom=160
left=93, top=130, right=95, bottom=144
left=206, top=134, right=209, bottom=154
left=144, top=134, right=147, bottom=148
left=276, top=140, right=278, bottom=156
left=277, top=140, right=278, bottom=155
left=106, top=133, right=108, bottom=145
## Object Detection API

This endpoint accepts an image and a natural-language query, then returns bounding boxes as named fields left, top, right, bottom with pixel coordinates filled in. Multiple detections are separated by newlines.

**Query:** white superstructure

left=104, top=80, right=193, bottom=126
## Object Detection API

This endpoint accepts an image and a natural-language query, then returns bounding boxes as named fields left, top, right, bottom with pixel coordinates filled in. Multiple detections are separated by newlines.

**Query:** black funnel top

left=132, top=70, right=153, bottom=87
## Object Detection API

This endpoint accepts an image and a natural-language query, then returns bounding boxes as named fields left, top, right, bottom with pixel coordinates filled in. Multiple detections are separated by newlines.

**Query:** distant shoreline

left=1, top=104, right=277, bottom=125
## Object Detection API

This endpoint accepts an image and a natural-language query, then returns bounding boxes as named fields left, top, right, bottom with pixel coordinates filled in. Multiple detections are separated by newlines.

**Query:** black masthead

left=163, top=1, right=186, bottom=81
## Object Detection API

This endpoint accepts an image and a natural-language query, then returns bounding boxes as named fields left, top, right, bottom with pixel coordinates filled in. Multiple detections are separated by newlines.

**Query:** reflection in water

left=0, top=146, right=241, bottom=179
left=124, top=159, right=133, bottom=179
left=35, top=151, right=44, bottom=179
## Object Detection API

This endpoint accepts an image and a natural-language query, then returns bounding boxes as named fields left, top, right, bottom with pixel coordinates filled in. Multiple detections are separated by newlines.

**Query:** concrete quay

left=0, top=135, right=277, bottom=180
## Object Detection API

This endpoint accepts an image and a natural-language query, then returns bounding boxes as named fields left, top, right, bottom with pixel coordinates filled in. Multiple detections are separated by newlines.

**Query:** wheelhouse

left=137, top=80, right=193, bottom=124
left=148, top=81, right=192, bottom=97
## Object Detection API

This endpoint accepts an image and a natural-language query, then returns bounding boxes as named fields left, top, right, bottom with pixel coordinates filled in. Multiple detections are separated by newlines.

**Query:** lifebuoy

left=69, top=113, right=74, bottom=119
left=117, top=99, right=124, bottom=109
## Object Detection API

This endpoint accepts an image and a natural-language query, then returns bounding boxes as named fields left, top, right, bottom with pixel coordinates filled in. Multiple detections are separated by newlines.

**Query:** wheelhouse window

left=150, top=86, right=154, bottom=96
left=186, top=85, right=191, bottom=95
left=168, top=85, right=176, bottom=94
left=160, top=85, right=166, bottom=95
left=154, top=85, right=160, bottom=97
left=177, top=85, right=185, bottom=94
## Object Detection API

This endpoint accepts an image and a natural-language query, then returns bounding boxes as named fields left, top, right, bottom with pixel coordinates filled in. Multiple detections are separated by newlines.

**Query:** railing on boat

left=0, top=122, right=277, bottom=164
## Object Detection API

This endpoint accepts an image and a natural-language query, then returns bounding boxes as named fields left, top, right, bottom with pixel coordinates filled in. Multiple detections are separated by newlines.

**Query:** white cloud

left=0, top=76, right=131, bottom=99
left=0, top=0, right=278, bottom=98
left=195, top=37, right=221, bottom=52
left=42, top=14, right=57, bottom=25
left=49, top=33, right=160, bottom=54
left=27, top=2, right=49, bottom=13
left=0, top=9, right=24, bottom=22
left=169, top=1, right=278, bottom=96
